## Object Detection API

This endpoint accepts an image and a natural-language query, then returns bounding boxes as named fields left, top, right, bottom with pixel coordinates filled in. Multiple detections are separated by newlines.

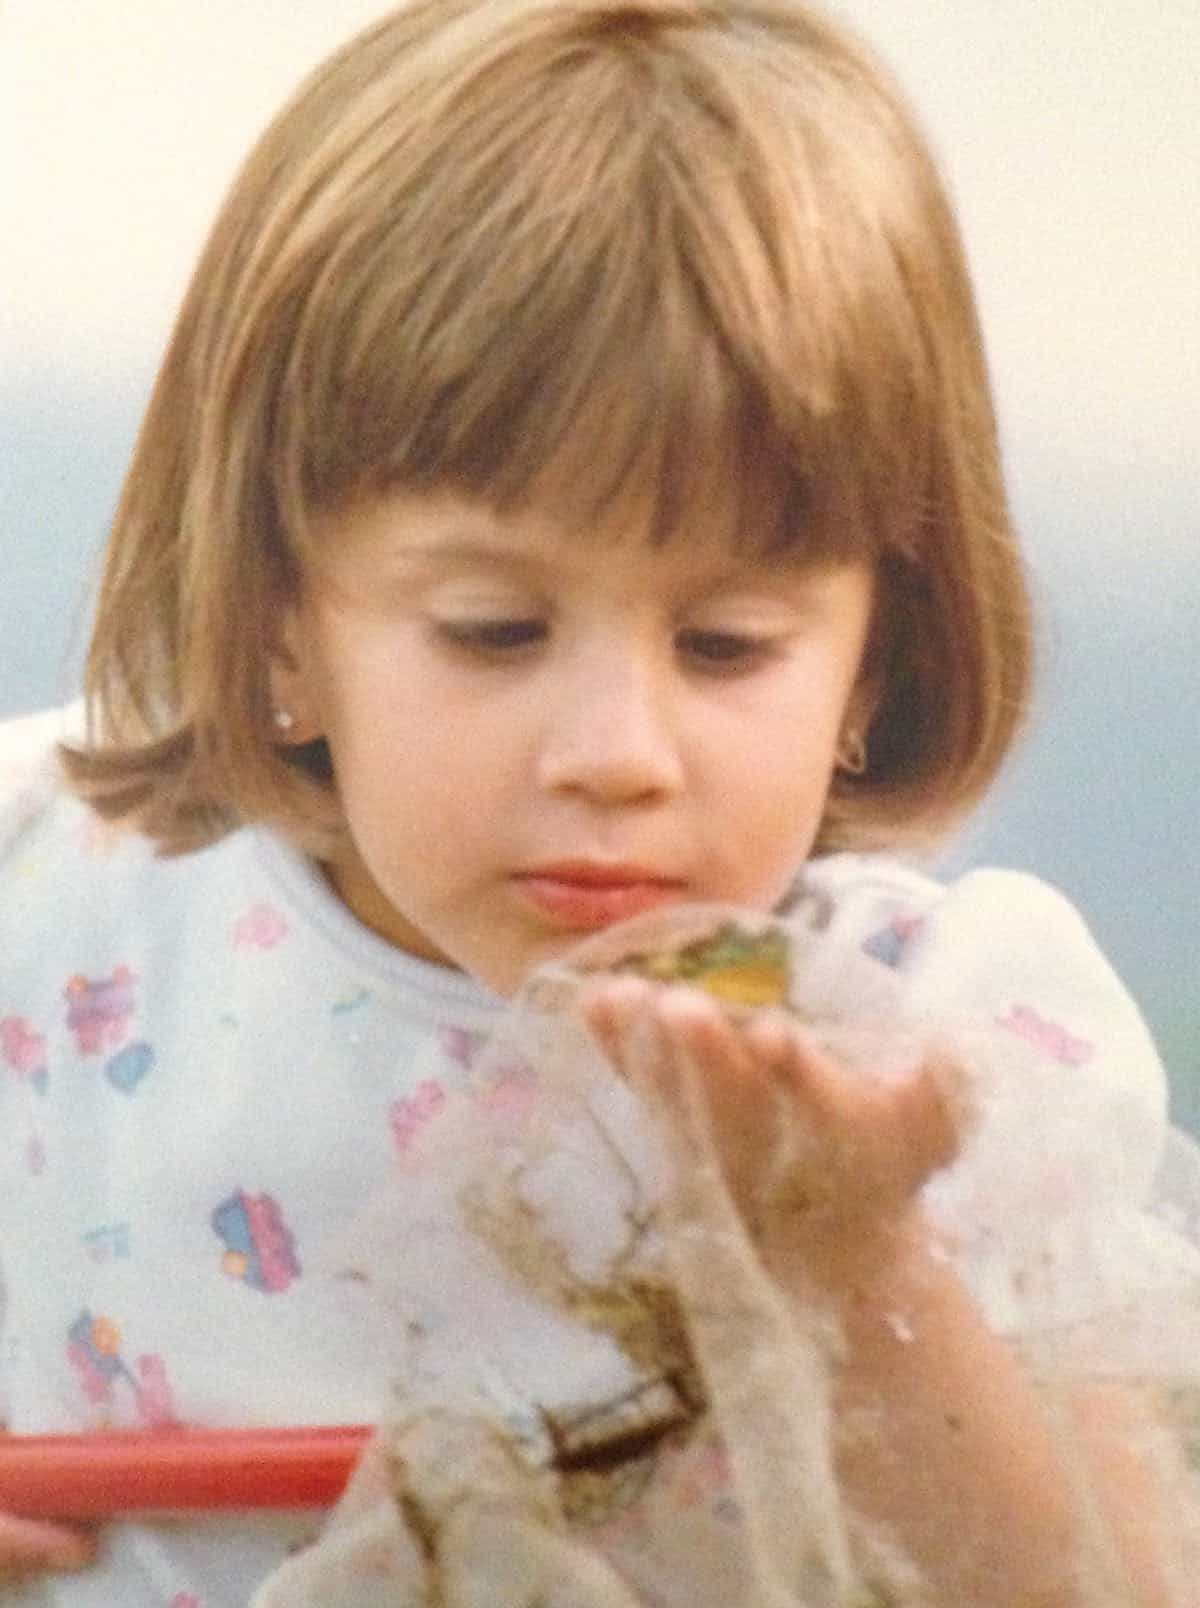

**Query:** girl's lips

left=513, top=867, right=684, bottom=930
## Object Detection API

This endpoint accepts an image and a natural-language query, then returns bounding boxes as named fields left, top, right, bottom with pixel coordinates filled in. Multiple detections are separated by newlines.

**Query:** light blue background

left=2, top=1, right=1196, bottom=1128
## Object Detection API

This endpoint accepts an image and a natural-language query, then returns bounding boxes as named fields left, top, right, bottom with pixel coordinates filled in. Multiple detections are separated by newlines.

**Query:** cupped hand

left=581, top=975, right=964, bottom=1284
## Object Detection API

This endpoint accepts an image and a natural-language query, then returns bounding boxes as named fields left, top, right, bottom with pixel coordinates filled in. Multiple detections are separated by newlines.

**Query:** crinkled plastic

left=251, top=906, right=1200, bottom=1606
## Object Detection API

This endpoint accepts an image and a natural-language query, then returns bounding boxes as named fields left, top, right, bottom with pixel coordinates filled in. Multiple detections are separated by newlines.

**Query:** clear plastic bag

left=252, top=906, right=1200, bottom=1606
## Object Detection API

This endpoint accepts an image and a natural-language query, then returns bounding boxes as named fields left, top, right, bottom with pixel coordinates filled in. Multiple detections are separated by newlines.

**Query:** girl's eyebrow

left=399, top=538, right=535, bottom=567
left=378, top=539, right=855, bottom=596
left=357, top=533, right=550, bottom=582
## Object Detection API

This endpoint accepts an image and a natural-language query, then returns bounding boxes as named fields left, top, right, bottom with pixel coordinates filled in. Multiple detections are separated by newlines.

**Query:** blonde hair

left=64, top=0, right=1032, bottom=857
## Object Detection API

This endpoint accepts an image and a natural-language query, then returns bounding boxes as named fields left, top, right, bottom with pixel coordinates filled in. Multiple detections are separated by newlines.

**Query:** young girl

left=2, top=0, right=1198, bottom=1602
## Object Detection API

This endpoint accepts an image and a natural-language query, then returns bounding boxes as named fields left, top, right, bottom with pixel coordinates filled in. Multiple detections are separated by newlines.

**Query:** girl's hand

left=0, top=1508, right=97, bottom=1586
left=584, top=979, right=1189, bottom=1605
left=581, top=975, right=962, bottom=1284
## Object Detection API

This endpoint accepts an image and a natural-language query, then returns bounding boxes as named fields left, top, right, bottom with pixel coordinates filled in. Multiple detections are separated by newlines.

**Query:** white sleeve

left=0, top=702, right=81, bottom=861
left=891, top=868, right=1200, bottom=1358
left=904, top=868, right=1168, bottom=1198
left=0, top=705, right=83, bottom=1427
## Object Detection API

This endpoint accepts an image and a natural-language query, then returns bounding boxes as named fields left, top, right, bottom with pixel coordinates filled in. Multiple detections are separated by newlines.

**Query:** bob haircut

left=64, top=0, right=1032, bottom=859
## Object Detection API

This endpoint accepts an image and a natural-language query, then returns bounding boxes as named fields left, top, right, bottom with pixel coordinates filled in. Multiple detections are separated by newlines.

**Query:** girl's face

left=276, top=489, right=875, bottom=996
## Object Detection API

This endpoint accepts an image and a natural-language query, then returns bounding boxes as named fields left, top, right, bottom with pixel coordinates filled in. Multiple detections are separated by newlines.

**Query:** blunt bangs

left=249, top=0, right=949, bottom=571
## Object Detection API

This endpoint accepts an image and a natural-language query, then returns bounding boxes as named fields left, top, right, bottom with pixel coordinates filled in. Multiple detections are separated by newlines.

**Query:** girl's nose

left=535, top=649, right=685, bottom=806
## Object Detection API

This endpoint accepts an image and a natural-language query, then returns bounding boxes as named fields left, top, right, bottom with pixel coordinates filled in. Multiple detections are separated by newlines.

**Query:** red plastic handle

left=0, top=1424, right=372, bottom=1517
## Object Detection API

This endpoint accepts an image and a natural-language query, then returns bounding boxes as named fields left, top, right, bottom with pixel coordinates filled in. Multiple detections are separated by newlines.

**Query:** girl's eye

left=676, top=629, right=776, bottom=672
left=437, top=619, right=547, bottom=654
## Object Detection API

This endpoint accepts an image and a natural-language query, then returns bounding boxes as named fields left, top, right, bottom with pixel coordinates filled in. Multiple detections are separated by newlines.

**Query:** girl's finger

left=586, top=979, right=793, bottom=1225
left=898, top=1048, right=963, bottom=1181
left=650, top=988, right=782, bottom=1177
left=746, top=1016, right=964, bottom=1198
left=0, top=1512, right=97, bottom=1575
left=578, top=973, right=662, bottom=1079
left=743, top=1011, right=866, bottom=1118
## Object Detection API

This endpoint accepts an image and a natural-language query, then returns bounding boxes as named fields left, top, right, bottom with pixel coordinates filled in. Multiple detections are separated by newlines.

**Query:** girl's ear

left=841, top=580, right=892, bottom=767
left=267, top=605, right=324, bottom=746
left=852, top=680, right=883, bottom=742
left=836, top=667, right=884, bottom=778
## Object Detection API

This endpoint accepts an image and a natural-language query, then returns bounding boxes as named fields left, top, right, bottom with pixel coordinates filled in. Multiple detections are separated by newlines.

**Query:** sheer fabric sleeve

left=884, top=869, right=1199, bottom=1364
